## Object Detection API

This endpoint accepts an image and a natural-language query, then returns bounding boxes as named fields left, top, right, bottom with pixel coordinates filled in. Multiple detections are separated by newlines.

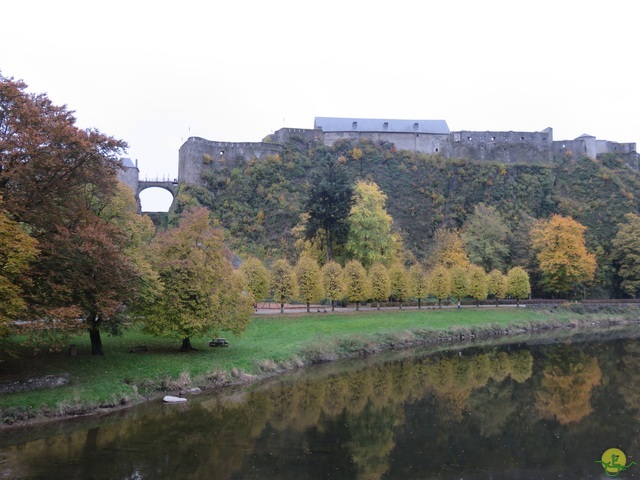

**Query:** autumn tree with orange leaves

left=0, top=200, right=38, bottom=338
left=0, top=74, right=141, bottom=354
left=530, top=214, right=596, bottom=297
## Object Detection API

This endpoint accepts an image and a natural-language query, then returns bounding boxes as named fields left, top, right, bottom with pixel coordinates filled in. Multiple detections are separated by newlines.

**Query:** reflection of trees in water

left=465, top=351, right=533, bottom=437
left=4, top=346, right=534, bottom=479
left=322, top=374, right=350, bottom=417
left=617, top=342, right=640, bottom=421
left=11, top=338, right=640, bottom=480
left=268, top=378, right=326, bottom=431
left=347, top=401, right=401, bottom=480
left=511, top=349, right=535, bottom=383
left=3, top=396, right=275, bottom=480
left=535, top=348, right=602, bottom=425
left=468, top=383, right=518, bottom=437
left=420, top=349, right=533, bottom=421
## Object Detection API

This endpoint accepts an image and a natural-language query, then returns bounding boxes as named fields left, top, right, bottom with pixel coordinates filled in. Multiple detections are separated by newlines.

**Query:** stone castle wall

left=322, top=131, right=452, bottom=156
left=179, top=137, right=283, bottom=184
left=450, top=129, right=554, bottom=164
left=177, top=121, right=638, bottom=186
left=268, top=127, right=323, bottom=145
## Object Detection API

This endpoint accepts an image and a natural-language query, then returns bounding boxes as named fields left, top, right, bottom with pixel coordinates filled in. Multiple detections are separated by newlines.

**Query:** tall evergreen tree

left=303, top=150, right=354, bottom=261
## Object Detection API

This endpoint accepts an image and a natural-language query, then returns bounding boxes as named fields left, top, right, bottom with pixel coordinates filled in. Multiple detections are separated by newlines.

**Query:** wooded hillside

left=169, top=136, right=640, bottom=297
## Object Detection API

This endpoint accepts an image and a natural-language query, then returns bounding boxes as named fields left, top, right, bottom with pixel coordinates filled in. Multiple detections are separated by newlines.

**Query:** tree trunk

left=307, top=301, right=310, bottom=313
left=438, top=299, right=442, bottom=309
left=418, top=298, right=421, bottom=309
left=516, top=298, right=520, bottom=307
left=476, top=299, right=479, bottom=307
left=180, top=337, right=196, bottom=351
left=356, top=301, right=360, bottom=311
left=331, top=299, right=335, bottom=312
left=280, top=302, right=284, bottom=314
left=376, top=301, right=380, bottom=310
left=89, top=326, right=103, bottom=356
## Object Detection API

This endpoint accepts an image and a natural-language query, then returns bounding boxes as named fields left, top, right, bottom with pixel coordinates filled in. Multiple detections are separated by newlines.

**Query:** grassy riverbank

left=1, top=305, right=638, bottom=425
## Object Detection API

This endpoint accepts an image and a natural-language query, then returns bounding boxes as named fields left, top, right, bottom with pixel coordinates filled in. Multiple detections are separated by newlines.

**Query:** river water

left=2, top=327, right=640, bottom=479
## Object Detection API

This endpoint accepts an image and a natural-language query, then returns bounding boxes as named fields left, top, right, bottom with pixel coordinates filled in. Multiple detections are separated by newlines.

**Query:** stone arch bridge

left=136, top=179, right=179, bottom=212
left=137, top=179, right=179, bottom=198
left=117, top=159, right=179, bottom=212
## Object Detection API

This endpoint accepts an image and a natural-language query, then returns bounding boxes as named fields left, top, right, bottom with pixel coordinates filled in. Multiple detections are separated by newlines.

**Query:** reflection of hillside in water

left=3, top=335, right=640, bottom=479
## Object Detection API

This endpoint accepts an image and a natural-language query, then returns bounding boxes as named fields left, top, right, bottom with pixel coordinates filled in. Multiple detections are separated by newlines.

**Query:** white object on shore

left=163, top=395, right=187, bottom=403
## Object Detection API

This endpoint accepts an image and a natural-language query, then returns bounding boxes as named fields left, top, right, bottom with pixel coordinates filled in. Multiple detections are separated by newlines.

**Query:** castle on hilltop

left=177, top=117, right=639, bottom=185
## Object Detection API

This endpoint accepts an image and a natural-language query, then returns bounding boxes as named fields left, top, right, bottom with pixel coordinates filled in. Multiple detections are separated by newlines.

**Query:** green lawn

left=0, top=306, right=630, bottom=423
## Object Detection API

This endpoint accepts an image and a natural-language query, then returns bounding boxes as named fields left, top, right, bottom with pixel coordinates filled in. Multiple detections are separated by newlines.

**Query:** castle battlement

left=176, top=118, right=639, bottom=187
left=178, top=137, right=284, bottom=184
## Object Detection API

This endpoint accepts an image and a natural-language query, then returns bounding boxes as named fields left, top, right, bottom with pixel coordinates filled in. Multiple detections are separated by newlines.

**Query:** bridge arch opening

left=140, top=187, right=173, bottom=212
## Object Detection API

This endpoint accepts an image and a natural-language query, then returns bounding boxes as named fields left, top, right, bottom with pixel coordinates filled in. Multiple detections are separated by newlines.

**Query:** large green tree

left=462, top=204, right=511, bottom=272
left=611, top=213, right=640, bottom=297
left=303, top=150, right=354, bottom=261
left=146, top=207, right=253, bottom=351
left=346, top=180, right=397, bottom=268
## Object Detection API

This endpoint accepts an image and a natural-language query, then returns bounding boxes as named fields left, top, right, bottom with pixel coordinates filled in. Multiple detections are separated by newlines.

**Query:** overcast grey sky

left=2, top=0, right=638, bottom=211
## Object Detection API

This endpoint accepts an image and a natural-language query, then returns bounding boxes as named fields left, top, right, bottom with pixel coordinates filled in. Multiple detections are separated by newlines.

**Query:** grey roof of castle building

left=314, top=117, right=451, bottom=135
left=120, top=157, right=137, bottom=169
